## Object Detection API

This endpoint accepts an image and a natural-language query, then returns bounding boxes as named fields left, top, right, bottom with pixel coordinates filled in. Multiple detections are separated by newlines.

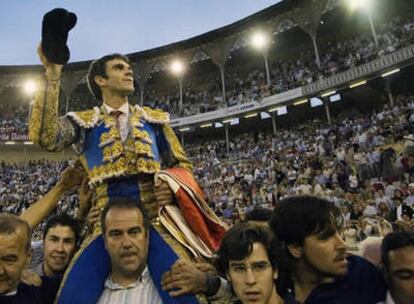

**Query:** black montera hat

left=41, top=8, right=77, bottom=64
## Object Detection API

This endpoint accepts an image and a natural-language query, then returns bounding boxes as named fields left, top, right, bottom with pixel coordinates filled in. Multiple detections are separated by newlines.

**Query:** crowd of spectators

left=1, top=93, right=413, bottom=247
left=0, top=160, right=79, bottom=240
left=186, top=93, right=414, bottom=244
left=0, top=103, right=29, bottom=140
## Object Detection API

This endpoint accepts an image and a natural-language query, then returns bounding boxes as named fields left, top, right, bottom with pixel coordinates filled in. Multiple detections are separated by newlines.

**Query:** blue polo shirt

left=285, top=255, right=387, bottom=304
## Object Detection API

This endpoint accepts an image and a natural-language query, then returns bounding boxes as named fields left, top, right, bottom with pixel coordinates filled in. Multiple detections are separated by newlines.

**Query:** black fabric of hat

left=41, top=8, right=77, bottom=64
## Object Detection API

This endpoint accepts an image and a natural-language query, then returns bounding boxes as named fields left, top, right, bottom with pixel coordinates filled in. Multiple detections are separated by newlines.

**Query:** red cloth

left=164, top=168, right=226, bottom=251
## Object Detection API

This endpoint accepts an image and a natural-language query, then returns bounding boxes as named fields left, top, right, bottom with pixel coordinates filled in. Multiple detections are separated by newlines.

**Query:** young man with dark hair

left=31, top=214, right=81, bottom=278
left=29, top=46, right=205, bottom=303
left=159, top=208, right=275, bottom=301
left=0, top=214, right=59, bottom=304
left=270, top=195, right=387, bottom=304
left=381, top=231, right=414, bottom=304
left=216, top=223, right=283, bottom=304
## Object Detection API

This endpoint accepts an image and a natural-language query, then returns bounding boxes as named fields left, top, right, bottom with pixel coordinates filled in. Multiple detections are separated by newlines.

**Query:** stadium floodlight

left=23, top=80, right=37, bottom=95
left=170, top=60, right=185, bottom=76
left=244, top=112, right=257, bottom=119
left=251, top=31, right=270, bottom=51
left=268, top=107, right=279, bottom=113
left=321, top=90, right=336, bottom=98
left=348, top=0, right=373, bottom=11
left=347, top=0, right=378, bottom=50
left=200, top=123, right=212, bottom=128
left=381, top=68, right=400, bottom=78
left=170, top=59, right=185, bottom=112
left=250, top=31, right=271, bottom=86
left=349, top=80, right=367, bottom=89
left=293, top=99, right=308, bottom=106
left=222, top=118, right=233, bottom=124
left=179, top=127, right=190, bottom=132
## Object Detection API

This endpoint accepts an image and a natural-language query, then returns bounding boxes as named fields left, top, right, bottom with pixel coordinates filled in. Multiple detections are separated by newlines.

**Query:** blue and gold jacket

left=29, top=79, right=192, bottom=188
left=28, top=79, right=209, bottom=304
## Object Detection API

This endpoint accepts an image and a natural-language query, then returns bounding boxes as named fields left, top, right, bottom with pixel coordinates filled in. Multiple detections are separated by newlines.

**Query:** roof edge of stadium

left=0, top=0, right=299, bottom=72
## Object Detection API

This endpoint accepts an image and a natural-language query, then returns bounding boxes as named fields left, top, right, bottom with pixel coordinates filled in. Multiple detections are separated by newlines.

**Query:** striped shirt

left=97, top=267, right=162, bottom=304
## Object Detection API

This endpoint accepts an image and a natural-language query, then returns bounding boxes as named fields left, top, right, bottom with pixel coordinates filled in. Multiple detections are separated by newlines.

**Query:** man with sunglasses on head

left=270, top=196, right=387, bottom=304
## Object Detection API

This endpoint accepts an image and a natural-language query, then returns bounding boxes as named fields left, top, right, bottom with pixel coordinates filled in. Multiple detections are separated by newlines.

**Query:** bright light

left=293, top=99, right=308, bottom=106
left=24, top=141, right=34, bottom=145
left=349, top=80, right=367, bottom=89
left=244, top=113, right=257, bottom=118
left=348, top=0, right=373, bottom=11
left=251, top=31, right=269, bottom=50
left=222, top=118, right=233, bottom=124
left=381, top=69, right=400, bottom=78
left=321, top=90, right=336, bottom=98
left=170, top=60, right=184, bottom=75
left=179, top=127, right=190, bottom=132
left=24, top=80, right=37, bottom=95
left=200, top=123, right=212, bottom=128
left=268, top=107, right=279, bottom=113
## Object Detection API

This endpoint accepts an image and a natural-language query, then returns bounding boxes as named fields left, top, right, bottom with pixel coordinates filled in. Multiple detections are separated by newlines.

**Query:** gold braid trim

left=29, top=79, right=60, bottom=147
left=135, top=105, right=170, bottom=124
left=92, top=184, right=109, bottom=235
left=66, top=107, right=101, bottom=129
left=133, top=141, right=153, bottom=158
left=131, top=128, right=152, bottom=144
left=102, top=141, right=124, bottom=162
left=89, top=157, right=128, bottom=186
left=136, top=158, right=161, bottom=174
left=28, top=80, right=47, bottom=143
left=139, top=179, right=158, bottom=220
left=99, top=127, right=121, bottom=148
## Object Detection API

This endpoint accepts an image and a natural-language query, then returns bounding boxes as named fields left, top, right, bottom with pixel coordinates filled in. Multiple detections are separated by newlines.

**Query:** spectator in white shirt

left=97, top=198, right=162, bottom=304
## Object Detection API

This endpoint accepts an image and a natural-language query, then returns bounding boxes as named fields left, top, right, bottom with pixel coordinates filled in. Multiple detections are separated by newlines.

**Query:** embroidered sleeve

left=29, top=78, right=80, bottom=151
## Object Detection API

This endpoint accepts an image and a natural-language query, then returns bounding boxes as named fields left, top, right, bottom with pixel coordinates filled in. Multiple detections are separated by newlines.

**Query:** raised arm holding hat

left=29, top=8, right=226, bottom=304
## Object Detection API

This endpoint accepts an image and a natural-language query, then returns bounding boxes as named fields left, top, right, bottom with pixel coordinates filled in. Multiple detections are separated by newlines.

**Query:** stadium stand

left=0, top=0, right=413, bottom=247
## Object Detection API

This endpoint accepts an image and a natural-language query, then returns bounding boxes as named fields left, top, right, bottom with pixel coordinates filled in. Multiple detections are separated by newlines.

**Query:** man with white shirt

left=97, top=197, right=162, bottom=304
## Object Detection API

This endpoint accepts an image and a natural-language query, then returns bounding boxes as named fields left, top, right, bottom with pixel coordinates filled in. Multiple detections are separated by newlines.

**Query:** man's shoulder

left=138, top=106, right=170, bottom=124
left=347, top=255, right=381, bottom=273
left=66, top=107, right=101, bottom=129
left=306, top=255, right=386, bottom=304
left=344, top=255, right=386, bottom=298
